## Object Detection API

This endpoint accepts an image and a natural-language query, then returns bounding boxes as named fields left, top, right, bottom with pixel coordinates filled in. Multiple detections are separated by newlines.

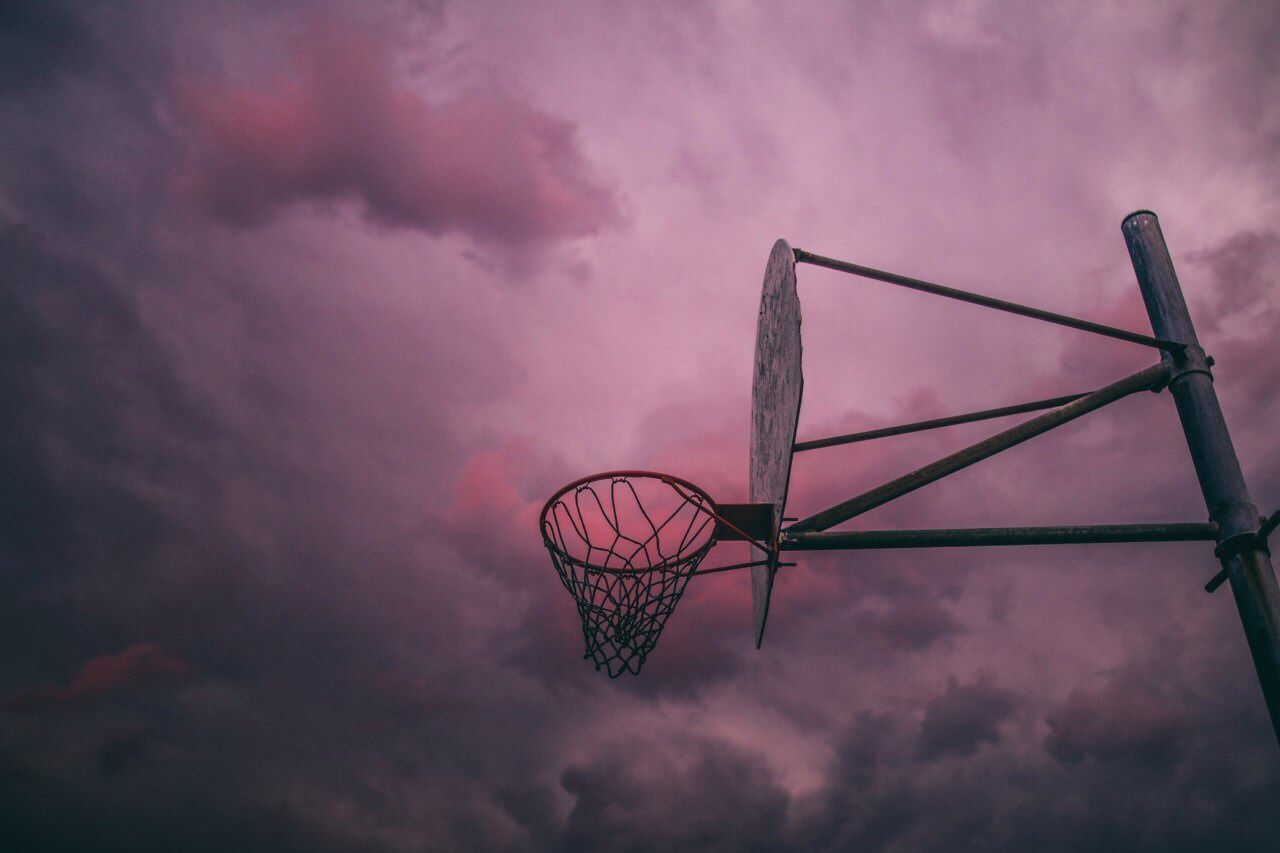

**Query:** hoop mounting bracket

left=714, top=503, right=776, bottom=543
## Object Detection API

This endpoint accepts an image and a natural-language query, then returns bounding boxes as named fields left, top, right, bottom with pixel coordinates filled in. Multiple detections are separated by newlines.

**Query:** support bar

left=793, top=248, right=1184, bottom=352
left=788, top=362, right=1172, bottom=533
left=782, top=523, right=1217, bottom=551
left=794, top=392, right=1088, bottom=453
left=693, top=559, right=770, bottom=576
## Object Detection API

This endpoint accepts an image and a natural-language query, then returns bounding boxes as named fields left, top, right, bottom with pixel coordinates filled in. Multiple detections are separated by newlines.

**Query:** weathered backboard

left=750, top=239, right=803, bottom=647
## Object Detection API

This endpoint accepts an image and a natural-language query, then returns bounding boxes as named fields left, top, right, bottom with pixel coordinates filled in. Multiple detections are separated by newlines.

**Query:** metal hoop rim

left=539, top=470, right=720, bottom=573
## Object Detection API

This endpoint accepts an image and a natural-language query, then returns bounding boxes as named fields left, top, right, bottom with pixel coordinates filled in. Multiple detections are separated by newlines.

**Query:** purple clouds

left=4, top=644, right=191, bottom=713
left=177, top=20, right=619, bottom=250
left=3, top=0, right=1280, bottom=849
left=916, top=674, right=1017, bottom=759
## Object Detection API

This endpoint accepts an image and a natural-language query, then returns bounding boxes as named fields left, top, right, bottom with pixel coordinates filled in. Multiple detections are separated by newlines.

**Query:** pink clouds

left=442, top=441, right=545, bottom=572
left=176, top=22, right=619, bottom=251
left=7, top=0, right=1280, bottom=846
left=5, top=644, right=191, bottom=713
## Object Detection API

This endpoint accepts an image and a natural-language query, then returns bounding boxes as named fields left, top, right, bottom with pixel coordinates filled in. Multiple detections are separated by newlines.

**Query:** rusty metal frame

left=767, top=219, right=1280, bottom=745
left=786, top=362, right=1171, bottom=533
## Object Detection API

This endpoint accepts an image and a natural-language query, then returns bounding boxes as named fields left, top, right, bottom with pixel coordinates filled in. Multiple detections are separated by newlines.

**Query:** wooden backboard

left=750, top=239, right=803, bottom=647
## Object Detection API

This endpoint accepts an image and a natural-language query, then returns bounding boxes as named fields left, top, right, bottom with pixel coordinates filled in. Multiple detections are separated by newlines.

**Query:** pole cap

left=1122, top=209, right=1159, bottom=226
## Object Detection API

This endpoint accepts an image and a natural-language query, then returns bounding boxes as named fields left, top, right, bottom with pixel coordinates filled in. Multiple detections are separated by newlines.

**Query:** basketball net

left=540, top=473, right=718, bottom=676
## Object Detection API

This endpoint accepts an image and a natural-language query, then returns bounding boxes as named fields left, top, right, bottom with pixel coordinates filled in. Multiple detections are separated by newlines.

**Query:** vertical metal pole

left=1124, top=210, right=1280, bottom=744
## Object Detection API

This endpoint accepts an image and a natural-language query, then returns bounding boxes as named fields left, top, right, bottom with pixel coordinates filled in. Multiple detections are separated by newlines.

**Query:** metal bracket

left=714, top=502, right=776, bottom=543
left=1206, top=510, right=1280, bottom=593
left=1168, top=345, right=1215, bottom=386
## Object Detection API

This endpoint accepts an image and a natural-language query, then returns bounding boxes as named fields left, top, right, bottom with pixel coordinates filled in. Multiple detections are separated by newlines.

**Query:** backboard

left=750, top=239, right=803, bottom=647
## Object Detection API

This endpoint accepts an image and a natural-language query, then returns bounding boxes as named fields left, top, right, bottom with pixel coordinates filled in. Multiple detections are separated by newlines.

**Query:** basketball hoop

left=533, top=223, right=1280, bottom=746
left=539, top=471, right=771, bottom=676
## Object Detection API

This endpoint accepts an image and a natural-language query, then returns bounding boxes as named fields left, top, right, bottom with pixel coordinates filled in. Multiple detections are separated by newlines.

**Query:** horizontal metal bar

left=793, top=248, right=1184, bottom=352
left=694, top=558, right=796, bottom=576
left=783, top=523, right=1218, bottom=550
left=693, top=559, right=770, bottom=576
left=788, top=362, right=1172, bottom=533
left=794, top=392, right=1088, bottom=453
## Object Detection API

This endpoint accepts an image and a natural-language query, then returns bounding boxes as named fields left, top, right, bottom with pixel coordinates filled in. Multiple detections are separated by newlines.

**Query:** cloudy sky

left=3, top=1, right=1280, bottom=849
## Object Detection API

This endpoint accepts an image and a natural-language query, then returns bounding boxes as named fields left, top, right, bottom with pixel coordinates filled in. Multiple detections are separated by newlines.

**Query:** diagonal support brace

left=788, top=362, right=1172, bottom=533
left=793, top=248, right=1184, bottom=352
left=793, top=391, right=1088, bottom=453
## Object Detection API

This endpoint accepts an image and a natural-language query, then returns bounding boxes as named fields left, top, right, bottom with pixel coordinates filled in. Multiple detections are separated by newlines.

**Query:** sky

left=3, top=0, right=1280, bottom=849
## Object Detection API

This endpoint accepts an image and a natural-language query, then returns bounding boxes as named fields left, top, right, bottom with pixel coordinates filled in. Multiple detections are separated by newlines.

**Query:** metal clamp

left=1168, top=345, right=1215, bottom=387
left=1206, top=510, right=1280, bottom=593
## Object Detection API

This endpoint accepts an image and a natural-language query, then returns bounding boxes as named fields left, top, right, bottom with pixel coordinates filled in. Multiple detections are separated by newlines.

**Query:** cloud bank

left=2, top=0, right=1279, bottom=849
left=177, top=20, right=619, bottom=251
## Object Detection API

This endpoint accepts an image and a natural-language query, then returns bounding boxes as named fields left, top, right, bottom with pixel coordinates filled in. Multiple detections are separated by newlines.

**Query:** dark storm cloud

left=0, top=1, right=97, bottom=92
left=1044, top=682, right=1186, bottom=766
left=557, top=738, right=791, bottom=852
left=794, top=712, right=932, bottom=851
left=0, top=11, right=539, bottom=846
left=862, top=598, right=964, bottom=652
left=781, top=645, right=1280, bottom=851
left=176, top=20, right=620, bottom=251
left=4, top=0, right=1280, bottom=850
left=96, top=730, right=147, bottom=779
left=4, top=644, right=190, bottom=713
left=916, top=674, right=1017, bottom=759
left=0, top=223, right=220, bottom=643
left=0, top=220, right=362, bottom=847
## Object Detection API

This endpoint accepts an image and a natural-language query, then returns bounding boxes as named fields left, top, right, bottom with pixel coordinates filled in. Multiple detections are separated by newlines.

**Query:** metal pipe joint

left=1166, top=344, right=1214, bottom=387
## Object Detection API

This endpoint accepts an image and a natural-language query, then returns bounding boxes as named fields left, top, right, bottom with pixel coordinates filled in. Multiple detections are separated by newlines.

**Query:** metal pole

left=782, top=523, right=1218, bottom=550
left=1123, top=210, right=1280, bottom=745
left=787, top=362, right=1171, bottom=533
